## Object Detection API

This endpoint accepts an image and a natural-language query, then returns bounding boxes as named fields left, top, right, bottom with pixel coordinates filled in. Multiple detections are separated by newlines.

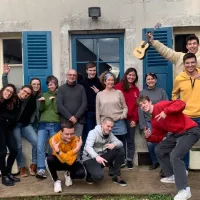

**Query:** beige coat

left=152, top=40, right=200, bottom=77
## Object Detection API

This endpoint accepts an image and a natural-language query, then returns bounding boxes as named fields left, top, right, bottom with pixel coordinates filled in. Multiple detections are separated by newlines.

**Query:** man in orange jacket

left=46, top=120, right=85, bottom=193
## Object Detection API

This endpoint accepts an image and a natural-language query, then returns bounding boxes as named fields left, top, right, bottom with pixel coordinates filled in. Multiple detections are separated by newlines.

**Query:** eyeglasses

left=22, top=89, right=31, bottom=96
left=5, top=88, right=14, bottom=95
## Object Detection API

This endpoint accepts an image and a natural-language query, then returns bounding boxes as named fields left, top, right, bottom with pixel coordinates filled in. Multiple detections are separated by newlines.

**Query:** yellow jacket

left=49, top=131, right=79, bottom=165
left=152, top=40, right=200, bottom=77
left=172, top=68, right=200, bottom=118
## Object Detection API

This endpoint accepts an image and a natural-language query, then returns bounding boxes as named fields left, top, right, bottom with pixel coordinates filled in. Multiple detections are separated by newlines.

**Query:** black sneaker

left=112, top=176, right=127, bottom=187
left=127, top=161, right=133, bottom=170
left=86, top=174, right=93, bottom=184
left=7, top=173, right=20, bottom=182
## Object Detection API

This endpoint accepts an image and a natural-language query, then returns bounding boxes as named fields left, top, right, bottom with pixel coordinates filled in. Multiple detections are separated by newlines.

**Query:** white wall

left=0, top=0, right=200, bottom=87
left=1, top=0, right=200, bottom=165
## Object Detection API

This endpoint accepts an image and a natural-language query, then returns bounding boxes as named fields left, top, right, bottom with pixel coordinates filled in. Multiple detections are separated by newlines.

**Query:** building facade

left=1, top=0, right=200, bottom=165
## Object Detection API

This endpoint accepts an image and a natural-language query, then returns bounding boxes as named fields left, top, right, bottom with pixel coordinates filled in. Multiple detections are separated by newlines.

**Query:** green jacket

left=40, top=91, right=60, bottom=123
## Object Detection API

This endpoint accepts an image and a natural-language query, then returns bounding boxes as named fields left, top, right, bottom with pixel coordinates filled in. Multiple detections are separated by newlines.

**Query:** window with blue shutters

left=71, top=33, right=124, bottom=82
left=23, top=31, right=52, bottom=92
left=142, top=27, right=173, bottom=99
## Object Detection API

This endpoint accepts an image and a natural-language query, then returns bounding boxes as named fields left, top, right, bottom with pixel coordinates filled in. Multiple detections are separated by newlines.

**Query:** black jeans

left=83, top=147, right=124, bottom=181
left=0, top=122, right=17, bottom=176
left=125, top=120, right=136, bottom=162
left=46, top=155, right=85, bottom=181
left=155, top=127, right=200, bottom=190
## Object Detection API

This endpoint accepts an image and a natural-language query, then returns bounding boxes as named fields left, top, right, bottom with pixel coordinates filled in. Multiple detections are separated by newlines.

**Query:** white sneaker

left=64, top=171, right=72, bottom=187
left=160, top=175, right=175, bottom=183
left=174, top=187, right=191, bottom=200
left=54, top=180, right=62, bottom=193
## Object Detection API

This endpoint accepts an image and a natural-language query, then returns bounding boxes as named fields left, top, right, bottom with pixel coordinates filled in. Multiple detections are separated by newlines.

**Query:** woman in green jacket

left=36, top=76, right=60, bottom=179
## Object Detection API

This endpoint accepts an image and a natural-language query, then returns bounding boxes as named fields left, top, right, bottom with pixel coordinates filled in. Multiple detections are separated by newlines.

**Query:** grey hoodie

left=82, top=125, right=123, bottom=161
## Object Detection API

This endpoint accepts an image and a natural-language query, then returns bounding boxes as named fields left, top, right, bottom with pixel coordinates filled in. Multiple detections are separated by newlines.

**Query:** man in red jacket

left=137, top=95, right=200, bottom=200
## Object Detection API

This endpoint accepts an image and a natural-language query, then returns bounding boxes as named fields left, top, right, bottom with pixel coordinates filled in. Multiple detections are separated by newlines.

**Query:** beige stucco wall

left=1, top=0, right=200, bottom=165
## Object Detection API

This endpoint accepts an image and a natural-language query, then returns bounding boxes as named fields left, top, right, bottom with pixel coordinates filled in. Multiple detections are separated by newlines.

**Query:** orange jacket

left=49, top=131, right=79, bottom=165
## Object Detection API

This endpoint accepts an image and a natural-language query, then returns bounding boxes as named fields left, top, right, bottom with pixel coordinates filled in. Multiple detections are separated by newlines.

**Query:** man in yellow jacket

left=147, top=34, right=200, bottom=77
left=45, top=120, right=85, bottom=193
left=172, top=52, right=200, bottom=171
left=172, top=53, right=200, bottom=122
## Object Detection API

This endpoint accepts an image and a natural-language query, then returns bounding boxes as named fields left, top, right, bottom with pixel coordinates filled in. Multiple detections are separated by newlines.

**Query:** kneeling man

left=46, top=120, right=85, bottom=193
left=83, top=117, right=127, bottom=187
left=137, top=95, right=200, bottom=200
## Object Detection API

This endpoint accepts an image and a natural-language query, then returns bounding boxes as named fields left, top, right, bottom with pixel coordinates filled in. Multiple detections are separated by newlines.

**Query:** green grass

left=2, top=194, right=173, bottom=200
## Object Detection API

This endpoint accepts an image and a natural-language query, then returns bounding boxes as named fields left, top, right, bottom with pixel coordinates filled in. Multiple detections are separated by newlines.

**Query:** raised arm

left=147, top=34, right=182, bottom=64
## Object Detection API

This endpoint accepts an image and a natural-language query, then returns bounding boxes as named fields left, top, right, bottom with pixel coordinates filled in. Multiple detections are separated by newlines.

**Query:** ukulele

left=133, top=23, right=162, bottom=60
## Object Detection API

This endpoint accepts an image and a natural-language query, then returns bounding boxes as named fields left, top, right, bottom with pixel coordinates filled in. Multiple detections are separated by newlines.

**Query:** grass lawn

left=5, top=194, right=173, bottom=200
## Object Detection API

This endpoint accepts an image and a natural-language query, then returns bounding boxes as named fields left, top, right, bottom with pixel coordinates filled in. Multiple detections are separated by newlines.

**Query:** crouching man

left=137, top=95, right=200, bottom=200
left=46, top=120, right=85, bottom=193
left=82, top=117, right=127, bottom=187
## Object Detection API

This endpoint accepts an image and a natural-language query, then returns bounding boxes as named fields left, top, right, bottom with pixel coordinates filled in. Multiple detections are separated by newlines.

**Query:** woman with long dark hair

left=2, top=64, right=41, bottom=177
left=0, top=84, right=21, bottom=186
left=115, top=68, right=139, bottom=169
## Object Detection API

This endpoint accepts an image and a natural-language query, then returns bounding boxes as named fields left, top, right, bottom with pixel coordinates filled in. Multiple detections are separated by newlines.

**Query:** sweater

left=0, top=99, right=20, bottom=127
left=152, top=40, right=200, bottom=76
left=57, top=82, right=87, bottom=124
left=96, top=89, right=128, bottom=125
left=79, top=77, right=103, bottom=112
left=147, top=100, right=198, bottom=143
left=2, top=73, right=38, bottom=126
left=82, top=125, right=123, bottom=161
left=18, top=95, right=37, bottom=125
left=49, top=131, right=79, bottom=165
left=172, top=68, right=200, bottom=118
left=39, top=90, right=60, bottom=123
left=115, top=82, right=139, bottom=122
left=138, top=87, right=168, bottom=130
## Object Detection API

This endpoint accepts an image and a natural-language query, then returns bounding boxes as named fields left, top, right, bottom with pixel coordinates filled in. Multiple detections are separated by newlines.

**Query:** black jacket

left=79, top=77, right=103, bottom=112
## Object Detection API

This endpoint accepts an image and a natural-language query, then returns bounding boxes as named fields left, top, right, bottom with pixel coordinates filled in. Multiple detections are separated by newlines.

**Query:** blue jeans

left=37, top=122, right=61, bottom=170
left=147, top=142, right=158, bottom=164
left=13, top=124, right=38, bottom=168
left=145, top=121, right=158, bottom=164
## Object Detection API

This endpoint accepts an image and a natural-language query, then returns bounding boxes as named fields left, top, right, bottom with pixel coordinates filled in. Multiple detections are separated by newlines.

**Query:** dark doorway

left=174, top=34, right=193, bottom=53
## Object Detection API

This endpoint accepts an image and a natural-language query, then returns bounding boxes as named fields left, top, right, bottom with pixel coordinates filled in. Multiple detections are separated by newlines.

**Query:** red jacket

left=115, top=82, right=139, bottom=122
left=147, top=100, right=198, bottom=143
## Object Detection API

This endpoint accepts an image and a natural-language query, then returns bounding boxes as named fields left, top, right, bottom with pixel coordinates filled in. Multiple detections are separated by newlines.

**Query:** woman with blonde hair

left=96, top=72, right=127, bottom=162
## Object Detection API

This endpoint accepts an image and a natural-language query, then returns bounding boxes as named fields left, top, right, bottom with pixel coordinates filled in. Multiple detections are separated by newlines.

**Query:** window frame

left=71, top=33, right=124, bottom=79
left=0, top=36, right=23, bottom=88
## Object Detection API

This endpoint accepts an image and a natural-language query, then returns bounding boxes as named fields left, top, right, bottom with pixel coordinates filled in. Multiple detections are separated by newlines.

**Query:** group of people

left=0, top=33, right=200, bottom=200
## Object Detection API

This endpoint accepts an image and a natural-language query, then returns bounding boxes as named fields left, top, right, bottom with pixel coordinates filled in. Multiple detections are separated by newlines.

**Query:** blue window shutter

left=142, top=27, right=173, bottom=99
left=23, top=31, right=52, bottom=92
